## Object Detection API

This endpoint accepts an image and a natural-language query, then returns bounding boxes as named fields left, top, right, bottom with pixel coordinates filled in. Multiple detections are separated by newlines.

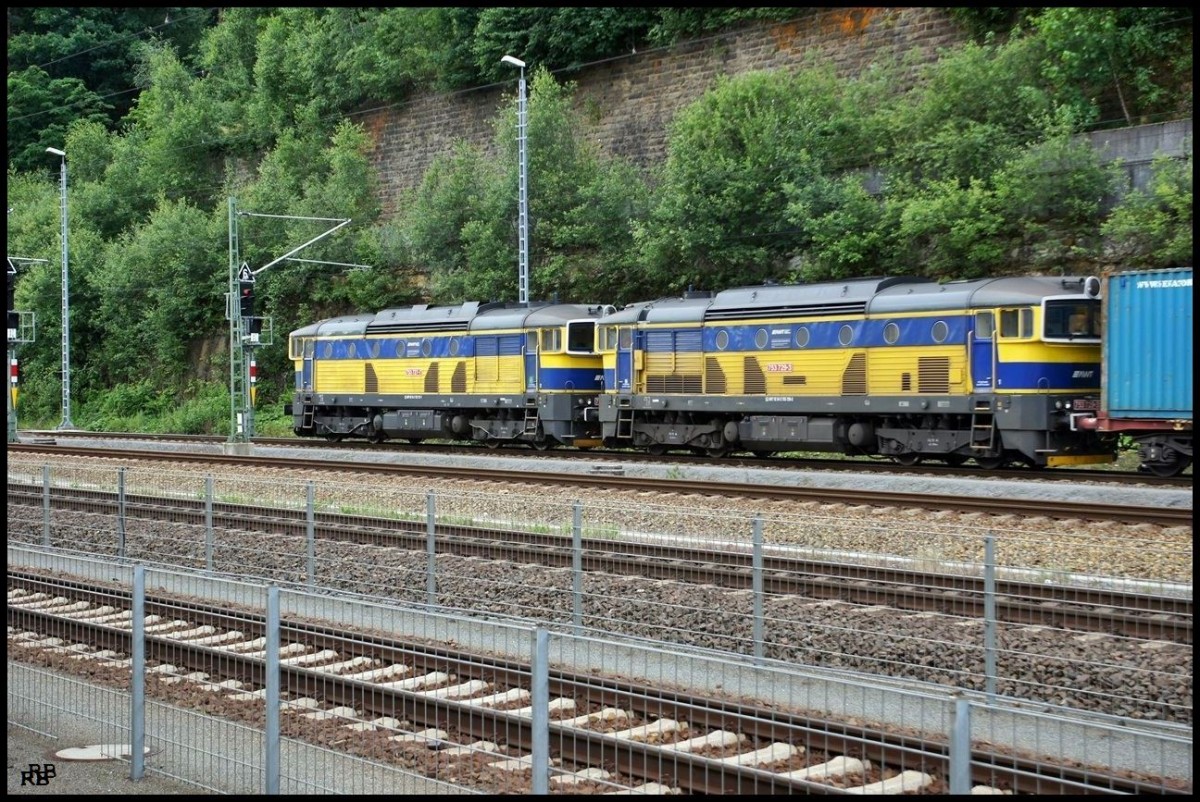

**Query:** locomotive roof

left=867, top=275, right=1095, bottom=314
left=706, top=277, right=929, bottom=320
left=289, top=302, right=607, bottom=338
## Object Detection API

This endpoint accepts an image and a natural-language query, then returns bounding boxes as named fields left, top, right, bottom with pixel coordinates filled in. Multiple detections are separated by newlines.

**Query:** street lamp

left=46, top=146, right=74, bottom=429
left=501, top=55, right=529, bottom=306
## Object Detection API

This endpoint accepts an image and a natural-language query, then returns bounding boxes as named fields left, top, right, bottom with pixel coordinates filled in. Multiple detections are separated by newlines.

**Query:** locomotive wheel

left=485, top=439, right=503, bottom=450
left=1143, top=457, right=1191, bottom=477
left=647, top=444, right=667, bottom=456
left=529, top=435, right=555, bottom=451
left=706, top=446, right=730, bottom=459
left=408, top=438, right=421, bottom=445
left=941, top=454, right=968, bottom=467
left=325, top=434, right=344, bottom=443
left=973, top=454, right=1008, bottom=470
left=892, top=453, right=922, bottom=466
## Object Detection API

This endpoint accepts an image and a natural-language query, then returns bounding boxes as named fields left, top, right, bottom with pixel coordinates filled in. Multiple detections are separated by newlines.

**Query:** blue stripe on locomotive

left=315, top=333, right=527, bottom=360
left=996, top=362, right=1098, bottom=391
left=311, top=334, right=601, bottom=392
left=636, top=317, right=973, bottom=351
left=538, top=367, right=603, bottom=392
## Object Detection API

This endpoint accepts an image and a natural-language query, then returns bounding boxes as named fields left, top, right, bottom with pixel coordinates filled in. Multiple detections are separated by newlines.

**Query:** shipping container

left=1101, top=267, right=1193, bottom=419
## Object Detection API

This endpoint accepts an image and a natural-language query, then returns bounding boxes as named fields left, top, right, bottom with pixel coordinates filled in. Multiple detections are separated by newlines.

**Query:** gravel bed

left=8, top=498, right=1192, bottom=724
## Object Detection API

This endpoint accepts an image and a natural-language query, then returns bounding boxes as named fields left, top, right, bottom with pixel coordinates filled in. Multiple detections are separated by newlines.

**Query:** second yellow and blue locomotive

left=593, top=275, right=1116, bottom=468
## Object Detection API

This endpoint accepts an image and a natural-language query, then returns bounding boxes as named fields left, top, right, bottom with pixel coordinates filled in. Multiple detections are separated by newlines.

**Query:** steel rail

left=9, top=571, right=1186, bottom=795
left=8, top=442, right=1192, bottom=526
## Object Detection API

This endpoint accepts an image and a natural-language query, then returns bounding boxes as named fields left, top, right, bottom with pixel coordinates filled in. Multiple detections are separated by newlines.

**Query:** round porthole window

left=795, top=327, right=810, bottom=348
left=755, top=329, right=768, bottom=349
left=715, top=330, right=730, bottom=350
left=421, top=338, right=433, bottom=357
left=838, top=324, right=854, bottom=346
left=449, top=337, right=460, bottom=357
left=370, top=340, right=381, bottom=358
left=932, top=320, right=949, bottom=343
left=883, top=322, right=900, bottom=345
left=322, top=342, right=333, bottom=358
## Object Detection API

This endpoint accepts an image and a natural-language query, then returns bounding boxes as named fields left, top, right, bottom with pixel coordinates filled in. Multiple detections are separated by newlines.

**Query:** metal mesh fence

left=8, top=458, right=1192, bottom=793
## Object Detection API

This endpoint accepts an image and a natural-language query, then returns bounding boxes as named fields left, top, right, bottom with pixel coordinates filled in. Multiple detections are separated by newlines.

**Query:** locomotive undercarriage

left=600, top=395, right=1116, bottom=468
left=293, top=395, right=599, bottom=450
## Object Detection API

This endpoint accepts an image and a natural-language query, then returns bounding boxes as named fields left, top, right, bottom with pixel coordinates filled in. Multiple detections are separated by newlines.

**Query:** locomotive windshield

left=566, top=320, right=596, bottom=354
left=1043, top=298, right=1101, bottom=340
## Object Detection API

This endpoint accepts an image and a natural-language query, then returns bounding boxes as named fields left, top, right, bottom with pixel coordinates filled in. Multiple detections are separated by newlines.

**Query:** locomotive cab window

left=1043, top=299, right=1101, bottom=341
left=999, top=309, right=1033, bottom=339
left=599, top=325, right=618, bottom=351
left=974, top=312, right=994, bottom=339
left=540, top=328, right=561, bottom=352
left=566, top=320, right=595, bottom=354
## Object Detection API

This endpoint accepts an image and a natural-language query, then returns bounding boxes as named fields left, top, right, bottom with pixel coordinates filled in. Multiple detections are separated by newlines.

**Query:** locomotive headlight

left=1063, top=401, right=1072, bottom=410
left=1055, top=401, right=1064, bottom=410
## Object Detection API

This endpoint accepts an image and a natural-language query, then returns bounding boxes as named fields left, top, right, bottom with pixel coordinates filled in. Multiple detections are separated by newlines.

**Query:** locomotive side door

left=524, top=329, right=539, bottom=391
left=970, top=311, right=995, bottom=390
left=302, top=338, right=316, bottom=391
left=615, top=326, right=635, bottom=393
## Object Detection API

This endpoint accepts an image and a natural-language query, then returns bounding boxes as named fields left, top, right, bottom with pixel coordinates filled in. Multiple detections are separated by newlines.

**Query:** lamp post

left=501, top=54, right=529, bottom=306
left=46, top=146, right=74, bottom=430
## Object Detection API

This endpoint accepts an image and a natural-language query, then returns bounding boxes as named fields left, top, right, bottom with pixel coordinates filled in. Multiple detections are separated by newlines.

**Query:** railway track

left=9, top=571, right=1187, bottom=795
left=8, top=442, right=1192, bottom=527
left=8, top=483, right=1191, bottom=644
left=18, top=429, right=1193, bottom=488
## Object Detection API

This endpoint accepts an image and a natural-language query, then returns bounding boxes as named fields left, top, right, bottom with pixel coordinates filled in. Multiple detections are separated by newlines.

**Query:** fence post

left=426, top=491, right=437, bottom=607
left=530, top=627, right=550, bottom=795
left=306, top=482, right=316, bottom=585
left=205, top=477, right=215, bottom=572
left=117, top=467, right=127, bottom=559
left=130, top=565, right=146, bottom=780
left=752, top=515, right=764, bottom=663
left=983, top=534, right=997, bottom=700
left=42, top=464, right=51, bottom=546
left=949, top=695, right=972, bottom=794
left=265, top=585, right=281, bottom=794
left=572, top=501, right=583, bottom=631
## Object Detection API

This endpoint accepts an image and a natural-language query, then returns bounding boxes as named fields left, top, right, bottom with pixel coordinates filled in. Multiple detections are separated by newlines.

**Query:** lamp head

left=46, top=147, right=66, bottom=157
left=500, top=55, right=525, bottom=69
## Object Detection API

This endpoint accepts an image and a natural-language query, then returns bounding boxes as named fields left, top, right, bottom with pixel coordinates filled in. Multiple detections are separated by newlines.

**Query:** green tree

left=1101, top=154, right=1193, bottom=267
left=1033, top=8, right=1193, bottom=126
left=638, top=68, right=870, bottom=291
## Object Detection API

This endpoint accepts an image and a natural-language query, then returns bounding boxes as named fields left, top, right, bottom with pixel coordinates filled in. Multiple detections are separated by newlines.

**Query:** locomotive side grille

left=646, top=374, right=702, bottom=393
left=364, top=363, right=379, bottom=393
left=841, top=353, right=867, bottom=395
left=902, top=372, right=912, bottom=391
left=424, top=362, right=440, bottom=393
left=705, top=357, right=726, bottom=394
left=451, top=362, right=466, bottom=393
left=743, top=357, right=766, bottom=395
left=782, top=375, right=807, bottom=385
left=917, top=357, right=950, bottom=393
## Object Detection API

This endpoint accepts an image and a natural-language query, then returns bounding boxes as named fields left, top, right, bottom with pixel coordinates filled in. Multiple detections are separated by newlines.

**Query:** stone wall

left=363, top=8, right=968, bottom=215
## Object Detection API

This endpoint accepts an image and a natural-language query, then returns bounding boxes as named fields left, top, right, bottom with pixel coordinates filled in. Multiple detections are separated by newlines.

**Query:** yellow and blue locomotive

left=289, top=301, right=611, bottom=448
left=595, top=275, right=1117, bottom=468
